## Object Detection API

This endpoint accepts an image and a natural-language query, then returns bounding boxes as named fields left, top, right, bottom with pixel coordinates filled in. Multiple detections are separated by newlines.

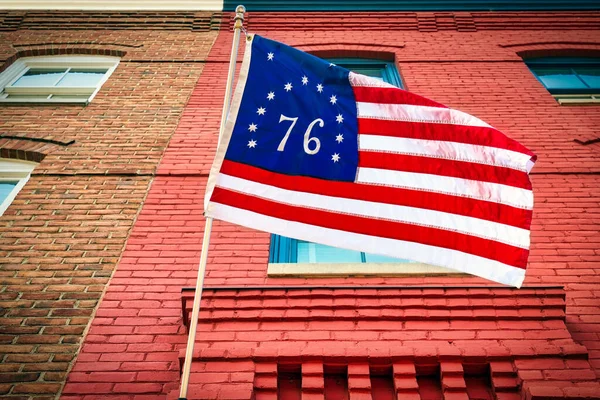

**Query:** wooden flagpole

left=178, top=5, right=246, bottom=399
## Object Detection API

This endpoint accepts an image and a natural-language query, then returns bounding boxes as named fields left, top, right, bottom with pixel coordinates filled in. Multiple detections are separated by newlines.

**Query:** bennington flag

left=205, top=34, right=537, bottom=287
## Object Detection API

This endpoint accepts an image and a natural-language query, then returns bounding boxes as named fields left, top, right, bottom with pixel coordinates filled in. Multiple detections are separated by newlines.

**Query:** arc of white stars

left=284, top=82, right=293, bottom=92
left=248, top=123, right=257, bottom=132
left=257, top=107, right=266, bottom=115
left=336, top=114, right=344, bottom=123
left=330, top=95, right=337, bottom=105
left=329, top=63, right=336, bottom=67
left=247, top=139, right=257, bottom=148
left=316, top=84, right=323, bottom=93
left=335, top=134, right=344, bottom=143
left=301, top=76, right=308, bottom=85
left=267, top=92, right=275, bottom=100
left=331, top=153, right=340, bottom=163
left=267, top=52, right=274, bottom=61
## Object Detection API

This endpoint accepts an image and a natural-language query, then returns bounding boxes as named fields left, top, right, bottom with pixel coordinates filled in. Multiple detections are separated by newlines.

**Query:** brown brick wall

left=0, top=175, right=150, bottom=398
left=0, top=26, right=218, bottom=399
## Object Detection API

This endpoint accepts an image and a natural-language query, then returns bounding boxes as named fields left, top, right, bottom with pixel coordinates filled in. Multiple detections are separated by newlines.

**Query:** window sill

left=556, top=98, right=600, bottom=105
left=0, top=98, right=89, bottom=104
left=553, top=94, right=600, bottom=105
left=267, top=262, right=463, bottom=277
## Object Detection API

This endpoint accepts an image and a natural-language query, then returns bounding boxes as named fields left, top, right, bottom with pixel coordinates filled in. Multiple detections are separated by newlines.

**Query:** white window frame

left=0, top=55, right=120, bottom=104
left=0, top=159, right=37, bottom=216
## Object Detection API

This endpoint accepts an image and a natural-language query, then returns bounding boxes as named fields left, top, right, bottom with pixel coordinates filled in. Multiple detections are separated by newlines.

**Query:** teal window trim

left=526, top=57, right=600, bottom=95
left=526, top=57, right=600, bottom=65
left=270, top=57, right=404, bottom=264
left=269, top=235, right=298, bottom=263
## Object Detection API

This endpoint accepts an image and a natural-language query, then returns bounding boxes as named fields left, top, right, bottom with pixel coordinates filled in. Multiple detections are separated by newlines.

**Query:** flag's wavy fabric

left=205, top=34, right=536, bottom=287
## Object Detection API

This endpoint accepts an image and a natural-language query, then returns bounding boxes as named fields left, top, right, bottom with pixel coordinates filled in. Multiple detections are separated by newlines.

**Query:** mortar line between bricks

left=30, top=171, right=599, bottom=177
left=182, top=284, right=564, bottom=291
left=0, top=134, right=74, bottom=146
left=119, top=59, right=529, bottom=64
left=31, top=172, right=210, bottom=177
left=530, top=171, right=600, bottom=175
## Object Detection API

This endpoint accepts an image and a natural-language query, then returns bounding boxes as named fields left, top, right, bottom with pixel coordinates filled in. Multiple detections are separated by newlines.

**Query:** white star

left=316, top=84, right=323, bottom=93
left=247, top=139, right=257, bottom=148
left=336, top=114, right=344, bottom=123
left=335, top=134, right=344, bottom=143
left=331, top=153, right=340, bottom=163
left=284, top=82, right=293, bottom=92
left=267, top=52, right=274, bottom=61
left=248, top=123, right=257, bottom=132
left=257, top=107, right=266, bottom=115
left=329, top=63, right=336, bottom=67
left=330, top=95, right=337, bottom=105
left=267, top=92, right=275, bottom=101
left=302, top=76, right=308, bottom=85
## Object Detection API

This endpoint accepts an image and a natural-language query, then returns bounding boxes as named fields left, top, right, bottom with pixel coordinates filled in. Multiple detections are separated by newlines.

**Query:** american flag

left=205, top=34, right=536, bottom=287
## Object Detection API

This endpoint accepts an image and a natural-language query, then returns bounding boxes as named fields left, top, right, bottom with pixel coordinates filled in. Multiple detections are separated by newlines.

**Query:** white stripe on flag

left=348, top=71, right=397, bottom=88
left=359, top=134, right=532, bottom=172
left=206, top=202, right=527, bottom=288
left=217, top=173, right=531, bottom=248
left=357, top=101, right=492, bottom=128
left=357, top=167, right=533, bottom=209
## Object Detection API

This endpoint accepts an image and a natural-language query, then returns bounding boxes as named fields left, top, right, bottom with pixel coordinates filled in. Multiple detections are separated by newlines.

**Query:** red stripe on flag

left=359, top=151, right=532, bottom=190
left=211, top=187, right=529, bottom=269
left=358, top=118, right=536, bottom=157
left=353, top=86, right=447, bottom=108
left=220, top=160, right=533, bottom=230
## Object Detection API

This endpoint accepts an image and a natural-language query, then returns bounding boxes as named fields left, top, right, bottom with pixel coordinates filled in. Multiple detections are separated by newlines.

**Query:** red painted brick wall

left=3, top=10, right=599, bottom=400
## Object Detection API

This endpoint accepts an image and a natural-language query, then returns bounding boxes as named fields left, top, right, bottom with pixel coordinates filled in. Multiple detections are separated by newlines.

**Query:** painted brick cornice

left=181, top=286, right=567, bottom=327
left=0, top=10, right=223, bottom=31
left=227, top=11, right=600, bottom=31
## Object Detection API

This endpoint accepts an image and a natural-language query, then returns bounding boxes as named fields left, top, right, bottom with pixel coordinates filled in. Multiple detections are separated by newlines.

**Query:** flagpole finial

left=234, top=5, right=246, bottom=30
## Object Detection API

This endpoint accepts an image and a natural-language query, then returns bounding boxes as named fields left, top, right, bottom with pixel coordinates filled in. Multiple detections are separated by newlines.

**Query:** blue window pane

left=12, top=69, right=67, bottom=87
left=0, top=182, right=17, bottom=202
left=297, top=241, right=363, bottom=263
left=575, top=68, right=600, bottom=89
left=351, top=67, right=384, bottom=80
left=364, top=253, right=411, bottom=263
left=57, top=69, right=107, bottom=87
left=532, top=68, right=587, bottom=90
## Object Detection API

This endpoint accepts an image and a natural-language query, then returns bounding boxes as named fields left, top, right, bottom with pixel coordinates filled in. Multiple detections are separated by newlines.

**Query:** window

left=0, top=55, right=119, bottom=103
left=526, top=57, right=600, bottom=105
left=268, top=58, right=455, bottom=276
left=330, top=58, right=403, bottom=87
left=269, top=58, right=403, bottom=267
left=269, top=236, right=411, bottom=264
left=0, top=159, right=36, bottom=216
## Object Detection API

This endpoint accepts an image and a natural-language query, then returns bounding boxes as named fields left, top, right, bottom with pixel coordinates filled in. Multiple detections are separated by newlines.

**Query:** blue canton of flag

left=225, top=35, right=358, bottom=182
